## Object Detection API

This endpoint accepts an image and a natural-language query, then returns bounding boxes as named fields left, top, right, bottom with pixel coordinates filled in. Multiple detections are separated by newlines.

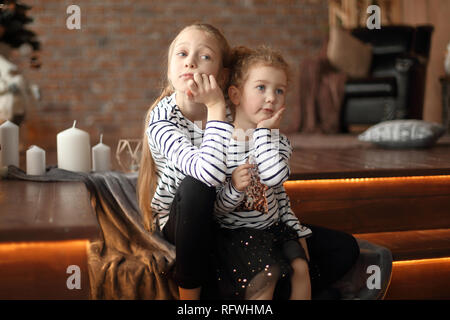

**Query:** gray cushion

left=358, top=120, right=445, bottom=148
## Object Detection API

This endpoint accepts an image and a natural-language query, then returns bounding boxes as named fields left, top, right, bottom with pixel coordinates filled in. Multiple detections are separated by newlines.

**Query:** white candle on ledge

left=26, top=145, right=46, bottom=175
left=0, top=120, right=19, bottom=167
left=57, top=120, right=91, bottom=173
left=92, top=134, right=111, bottom=172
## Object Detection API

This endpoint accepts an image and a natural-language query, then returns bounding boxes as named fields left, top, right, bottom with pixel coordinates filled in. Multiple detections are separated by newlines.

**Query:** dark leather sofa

left=341, top=25, right=434, bottom=131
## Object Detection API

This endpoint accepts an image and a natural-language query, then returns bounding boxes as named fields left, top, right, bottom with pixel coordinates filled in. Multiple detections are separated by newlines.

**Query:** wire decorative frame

left=115, top=139, right=142, bottom=172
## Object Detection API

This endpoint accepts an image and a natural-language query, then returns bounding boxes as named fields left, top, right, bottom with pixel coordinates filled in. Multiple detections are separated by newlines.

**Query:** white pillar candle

left=26, top=145, right=46, bottom=175
left=0, top=120, right=19, bottom=167
left=57, top=120, right=91, bottom=173
left=92, top=134, right=111, bottom=172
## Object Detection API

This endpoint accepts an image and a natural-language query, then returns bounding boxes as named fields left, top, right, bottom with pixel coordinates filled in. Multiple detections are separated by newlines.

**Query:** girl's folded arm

left=147, top=120, right=234, bottom=187
left=253, top=128, right=292, bottom=188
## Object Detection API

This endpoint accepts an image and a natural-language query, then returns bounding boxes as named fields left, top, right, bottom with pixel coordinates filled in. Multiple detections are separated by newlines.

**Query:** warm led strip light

left=0, top=240, right=89, bottom=252
left=285, top=175, right=450, bottom=185
left=285, top=175, right=450, bottom=270
left=393, top=257, right=450, bottom=266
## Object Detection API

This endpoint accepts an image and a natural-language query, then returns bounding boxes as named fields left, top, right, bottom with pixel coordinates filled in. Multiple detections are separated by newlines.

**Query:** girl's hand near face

left=187, top=73, right=226, bottom=122
left=231, top=163, right=254, bottom=192
left=187, top=73, right=225, bottom=109
left=256, top=106, right=285, bottom=129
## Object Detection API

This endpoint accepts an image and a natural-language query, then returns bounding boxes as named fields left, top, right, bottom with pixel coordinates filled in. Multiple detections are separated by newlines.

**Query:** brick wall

left=11, top=0, right=329, bottom=158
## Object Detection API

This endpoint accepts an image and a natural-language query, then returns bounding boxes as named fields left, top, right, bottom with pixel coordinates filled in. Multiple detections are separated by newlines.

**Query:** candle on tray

left=0, top=120, right=19, bottom=167
left=26, top=145, right=46, bottom=175
left=92, top=134, right=111, bottom=172
left=57, top=120, right=91, bottom=173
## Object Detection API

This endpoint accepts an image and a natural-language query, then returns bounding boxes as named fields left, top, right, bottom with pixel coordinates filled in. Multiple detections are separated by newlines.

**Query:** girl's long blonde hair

left=137, top=23, right=231, bottom=232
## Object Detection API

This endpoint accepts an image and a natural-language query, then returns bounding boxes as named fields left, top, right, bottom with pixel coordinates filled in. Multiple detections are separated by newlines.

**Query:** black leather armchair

left=341, top=25, right=434, bottom=131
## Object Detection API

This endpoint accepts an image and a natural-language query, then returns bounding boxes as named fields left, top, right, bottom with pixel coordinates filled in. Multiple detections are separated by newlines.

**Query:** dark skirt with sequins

left=210, top=220, right=307, bottom=300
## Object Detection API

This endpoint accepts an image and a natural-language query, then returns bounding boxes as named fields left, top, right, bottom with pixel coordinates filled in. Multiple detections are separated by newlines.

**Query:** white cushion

left=358, top=120, right=445, bottom=148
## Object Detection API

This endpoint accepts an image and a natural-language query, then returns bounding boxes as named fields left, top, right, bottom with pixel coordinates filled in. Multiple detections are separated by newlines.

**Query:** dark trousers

left=163, top=176, right=360, bottom=297
left=163, top=176, right=216, bottom=289
left=304, top=224, right=360, bottom=298
left=274, top=224, right=360, bottom=300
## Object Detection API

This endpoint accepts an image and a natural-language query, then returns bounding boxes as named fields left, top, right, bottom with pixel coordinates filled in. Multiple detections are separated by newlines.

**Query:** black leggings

left=163, top=176, right=360, bottom=296
left=274, top=224, right=360, bottom=300
left=304, top=224, right=360, bottom=298
left=163, top=176, right=216, bottom=289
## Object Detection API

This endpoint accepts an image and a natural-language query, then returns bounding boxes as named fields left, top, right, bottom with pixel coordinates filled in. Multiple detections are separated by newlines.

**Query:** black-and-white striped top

left=214, top=128, right=312, bottom=238
left=146, top=93, right=234, bottom=230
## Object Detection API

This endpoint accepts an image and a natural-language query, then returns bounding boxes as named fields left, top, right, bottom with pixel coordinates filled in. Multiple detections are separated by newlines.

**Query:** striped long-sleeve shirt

left=146, top=93, right=234, bottom=230
left=214, top=128, right=312, bottom=238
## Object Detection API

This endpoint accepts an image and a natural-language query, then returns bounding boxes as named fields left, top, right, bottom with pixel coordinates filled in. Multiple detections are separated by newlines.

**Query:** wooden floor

left=287, top=134, right=450, bottom=180
left=284, top=134, right=450, bottom=299
left=5, top=133, right=450, bottom=299
left=16, top=134, right=450, bottom=179
left=355, top=228, right=450, bottom=261
left=0, top=181, right=98, bottom=299
left=0, top=180, right=99, bottom=243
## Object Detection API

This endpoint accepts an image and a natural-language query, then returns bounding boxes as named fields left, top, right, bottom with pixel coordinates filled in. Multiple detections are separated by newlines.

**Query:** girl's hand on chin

left=186, top=89, right=194, bottom=100
left=187, top=73, right=225, bottom=110
left=257, top=107, right=285, bottom=129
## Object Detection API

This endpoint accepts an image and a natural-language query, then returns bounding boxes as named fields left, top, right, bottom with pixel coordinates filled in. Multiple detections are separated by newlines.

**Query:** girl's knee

left=291, top=258, right=309, bottom=279
left=328, top=229, right=360, bottom=268
left=178, top=176, right=216, bottom=200
left=344, top=234, right=360, bottom=266
left=335, top=234, right=360, bottom=277
left=174, top=176, right=217, bottom=227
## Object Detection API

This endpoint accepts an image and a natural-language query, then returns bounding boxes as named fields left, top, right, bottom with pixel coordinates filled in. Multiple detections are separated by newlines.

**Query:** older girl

left=137, top=23, right=233, bottom=300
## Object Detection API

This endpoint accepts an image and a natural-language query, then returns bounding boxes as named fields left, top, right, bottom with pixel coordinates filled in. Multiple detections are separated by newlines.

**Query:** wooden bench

left=3, top=135, right=449, bottom=299
left=0, top=180, right=100, bottom=299
left=284, top=134, right=450, bottom=299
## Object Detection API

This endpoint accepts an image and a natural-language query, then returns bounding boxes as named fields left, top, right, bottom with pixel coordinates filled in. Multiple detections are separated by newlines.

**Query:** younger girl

left=212, top=46, right=313, bottom=300
left=212, top=46, right=360, bottom=300
left=137, top=23, right=234, bottom=300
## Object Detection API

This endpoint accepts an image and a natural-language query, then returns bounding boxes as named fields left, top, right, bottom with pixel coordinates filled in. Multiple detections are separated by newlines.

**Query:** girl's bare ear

left=228, top=85, right=240, bottom=106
